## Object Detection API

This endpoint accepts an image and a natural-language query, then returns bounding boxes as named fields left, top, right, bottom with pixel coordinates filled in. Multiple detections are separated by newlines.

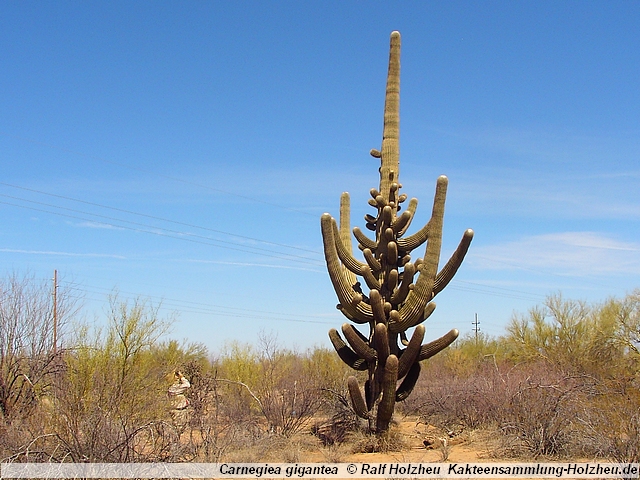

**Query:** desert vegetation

left=402, top=293, right=640, bottom=462
left=1, top=272, right=639, bottom=463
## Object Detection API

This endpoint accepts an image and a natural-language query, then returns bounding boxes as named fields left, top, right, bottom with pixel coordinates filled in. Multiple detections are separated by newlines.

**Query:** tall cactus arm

left=397, top=176, right=446, bottom=253
left=390, top=301, right=436, bottom=333
left=397, top=324, right=425, bottom=379
left=339, top=192, right=354, bottom=251
left=396, top=221, right=429, bottom=253
left=347, top=376, right=370, bottom=419
left=387, top=241, right=398, bottom=265
left=330, top=217, right=368, bottom=276
left=418, top=328, right=459, bottom=361
left=422, top=175, right=447, bottom=273
left=379, top=31, right=401, bottom=206
left=373, top=322, right=391, bottom=390
left=395, top=286, right=434, bottom=332
left=328, top=328, right=368, bottom=371
left=396, top=176, right=447, bottom=325
left=395, top=198, right=418, bottom=237
left=360, top=265, right=382, bottom=291
left=423, top=302, right=437, bottom=321
left=433, top=228, right=474, bottom=297
left=321, top=214, right=374, bottom=323
left=339, top=192, right=358, bottom=286
left=376, top=354, right=398, bottom=432
left=386, top=268, right=399, bottom=291
left=380, top=205, right=394, bottom=230
left=374, top=323, right=390, bottom=361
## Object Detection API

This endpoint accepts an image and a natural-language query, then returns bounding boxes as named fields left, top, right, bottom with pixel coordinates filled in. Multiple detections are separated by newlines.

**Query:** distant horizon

left=1, top=2, right=639, bottom=352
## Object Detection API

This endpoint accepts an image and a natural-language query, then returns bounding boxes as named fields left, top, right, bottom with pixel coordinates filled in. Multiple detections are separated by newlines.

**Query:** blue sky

left=1, top=2, right=639, bottom=352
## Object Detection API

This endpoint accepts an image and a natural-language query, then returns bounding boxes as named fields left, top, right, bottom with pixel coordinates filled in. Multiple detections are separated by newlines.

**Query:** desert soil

left=292, top=416, right=500, bottom=464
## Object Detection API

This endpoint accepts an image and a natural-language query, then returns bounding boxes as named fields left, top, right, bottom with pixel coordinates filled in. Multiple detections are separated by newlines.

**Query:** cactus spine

left=321, top=31, right=474, bottom=433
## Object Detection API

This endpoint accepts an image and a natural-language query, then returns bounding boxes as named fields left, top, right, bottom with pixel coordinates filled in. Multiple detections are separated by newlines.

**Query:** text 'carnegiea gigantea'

left=321, top=31, right=474, bottom=433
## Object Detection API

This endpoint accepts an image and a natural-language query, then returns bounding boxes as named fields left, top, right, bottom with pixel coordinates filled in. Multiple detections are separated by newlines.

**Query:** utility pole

left=53, top=269, right=58, bottom=354
left=472, top=313, right=480, bottom=345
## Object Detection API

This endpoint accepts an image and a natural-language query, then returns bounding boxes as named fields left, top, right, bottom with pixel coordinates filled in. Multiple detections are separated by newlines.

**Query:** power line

left=0, top=196, right=325, bottom=267
left=60, top=281, right=339, bottom=326
left=0, top=132, right=317, bottom=217
left=454, top=279, right=546, bottom=300
left=446, top=283, right=541, bottom=302
left=0, top=181, right=321, bottom=255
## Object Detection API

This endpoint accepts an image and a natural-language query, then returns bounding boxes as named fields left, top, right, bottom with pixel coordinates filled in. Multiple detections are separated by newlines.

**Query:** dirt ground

left=301, top=417, right=495, bottom=464
left=214, top=415, right=520, bottom=465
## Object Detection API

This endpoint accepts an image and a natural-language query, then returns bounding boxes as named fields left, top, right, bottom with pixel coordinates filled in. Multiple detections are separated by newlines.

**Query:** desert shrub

left=215, top=341, right=261, bottom=423
left=401, top=331, right=509, bottom=428
left=488, top=293, right=640, bottom=458
left=214, top=334, right=331, bottom=437
left=49, top=296, right=179, bottom=462
left=348, top=426, right=407, bottom=453
left=304, top=345, right=354, bottom=400
left=441, top=332, right=507, bottom=375
left=408, top=345, right=598, bottom=458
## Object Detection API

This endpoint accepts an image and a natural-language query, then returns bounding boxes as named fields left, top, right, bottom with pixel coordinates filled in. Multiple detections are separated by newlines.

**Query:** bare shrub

left=177, top=360, right=239, bottom=462
left=575, top=382, right=640, bottom=462
left=404, top=359, right=509, bottom=431
left=254, top=333, right=325, bottom=436
left=0, top=272, right=79, bottom=460
left=215, top=335, right=328, bottom=437
left=408, top=353, right=598, bottom=459
left=497, top=366, right=593, bottom=458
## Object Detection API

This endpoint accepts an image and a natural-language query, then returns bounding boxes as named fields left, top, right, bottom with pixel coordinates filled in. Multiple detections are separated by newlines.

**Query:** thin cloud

left=444, top=171, right=640, bottom=220
left=469, top=232, right=640, bottom=276
left=74, top=221, right=125, bottom=230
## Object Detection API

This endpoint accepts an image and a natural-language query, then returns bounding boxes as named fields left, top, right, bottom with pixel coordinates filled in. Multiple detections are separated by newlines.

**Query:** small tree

left=52, top=296, right=175, bottom=462
left=504, top=293, right=639, bottom=377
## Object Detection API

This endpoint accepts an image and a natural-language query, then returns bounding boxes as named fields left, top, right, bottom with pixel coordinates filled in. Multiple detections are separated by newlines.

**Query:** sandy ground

left=304, top=417, right=494, bottom=463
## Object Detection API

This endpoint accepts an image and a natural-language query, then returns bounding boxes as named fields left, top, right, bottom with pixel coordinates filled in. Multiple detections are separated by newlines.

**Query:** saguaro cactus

left=321, top=31, right=474, bottom=433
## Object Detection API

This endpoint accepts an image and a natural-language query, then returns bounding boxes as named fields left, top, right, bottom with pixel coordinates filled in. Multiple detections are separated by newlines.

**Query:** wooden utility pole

left=472, top=313, right=480, bottom=345
left=53, top=269, right=58, bottom=354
